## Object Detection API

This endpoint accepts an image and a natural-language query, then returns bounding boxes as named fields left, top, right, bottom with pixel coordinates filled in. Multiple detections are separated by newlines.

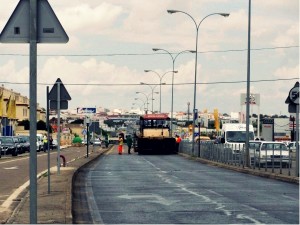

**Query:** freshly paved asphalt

left=1, top=144, right=299, bottom=224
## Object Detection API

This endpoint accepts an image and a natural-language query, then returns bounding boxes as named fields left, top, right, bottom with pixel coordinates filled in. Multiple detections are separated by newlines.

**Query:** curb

left=67, top=145, right=114, bottom=223
left=5, top=145, right=113, bottom=224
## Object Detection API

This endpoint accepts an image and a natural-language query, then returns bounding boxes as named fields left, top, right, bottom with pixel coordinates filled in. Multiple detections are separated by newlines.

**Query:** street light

left=144, top=70, right=177, bottom=113
left=152, top=48, right=195, bottom=137
left=134, top=98, right=146, bottom=113
left=132, top=102, right=143, bottom=112
left=167, top=9, right=229, bottom=154
left=136, top=91, right=149, bottom=114
left=140, top=82, right=161, bottom=113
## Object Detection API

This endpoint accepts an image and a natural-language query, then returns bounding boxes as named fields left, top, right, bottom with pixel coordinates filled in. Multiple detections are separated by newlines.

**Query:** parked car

left=15, top=135, right=30, bottom=153
left=287, top=141, right=298, bottom=152
left=0, top=136, right=22, bottom=156
left=195, top=136, right=211, bottom=143
left=92, top=138, right=102, bottom=146
left=82, top=138, right=92, bottom=145
left=249, top=141, right=291, bottom=168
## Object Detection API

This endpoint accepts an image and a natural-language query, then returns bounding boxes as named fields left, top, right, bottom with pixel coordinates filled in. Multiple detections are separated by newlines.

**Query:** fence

left=178, top=141, right=298, bottom=178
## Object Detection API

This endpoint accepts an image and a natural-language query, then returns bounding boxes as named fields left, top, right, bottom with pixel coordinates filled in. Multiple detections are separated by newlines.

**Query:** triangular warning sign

left=49, top=78, right=72, bottom=101
left=0, top=0, right=68, bottom=43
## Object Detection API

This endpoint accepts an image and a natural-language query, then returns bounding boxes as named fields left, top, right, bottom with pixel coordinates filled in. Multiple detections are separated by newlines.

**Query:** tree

left=70, top=119, right=84, bottom=124
left=37, top=120, right=47, bottom=130
left=18, top=120, right=30, bottom=130
left=18, top=119, right=47, bottom=131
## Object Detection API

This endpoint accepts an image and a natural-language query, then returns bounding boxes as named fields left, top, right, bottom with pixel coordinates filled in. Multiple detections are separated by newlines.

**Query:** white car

left=287, top=141, right=298, bottom=152
left=249, top=141, right=291, bottom=168
left=92, top=138, right=102, bottom=146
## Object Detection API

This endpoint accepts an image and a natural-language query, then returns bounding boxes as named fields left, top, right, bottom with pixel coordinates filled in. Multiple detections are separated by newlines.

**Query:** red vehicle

left=134, top=114, right=176, bottom=154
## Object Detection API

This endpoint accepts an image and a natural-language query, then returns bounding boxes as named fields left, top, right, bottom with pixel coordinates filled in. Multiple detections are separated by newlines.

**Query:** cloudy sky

left=0, top=0, right=298, bottom=116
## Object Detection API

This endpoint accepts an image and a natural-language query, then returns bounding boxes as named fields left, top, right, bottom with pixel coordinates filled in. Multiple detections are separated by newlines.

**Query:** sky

left=0, top=0, right=299, bottom=116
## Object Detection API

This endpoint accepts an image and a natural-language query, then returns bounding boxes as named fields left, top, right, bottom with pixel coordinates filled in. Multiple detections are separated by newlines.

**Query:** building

left=0, top=85, right=46, bottom=135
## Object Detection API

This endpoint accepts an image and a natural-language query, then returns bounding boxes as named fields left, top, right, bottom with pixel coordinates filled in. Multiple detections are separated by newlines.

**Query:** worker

left=175, top=134, right=182, bottom=152
left=43, top=134, right=48, bottom=152
left=126, top=135, right=133, bottom=154
left=118, top=134, right=123, bottom=155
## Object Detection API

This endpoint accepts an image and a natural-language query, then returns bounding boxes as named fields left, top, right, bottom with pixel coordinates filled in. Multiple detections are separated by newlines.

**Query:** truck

left=134, top=114, right=176, bottom=154
left=220, top=123, right=255, bottom=153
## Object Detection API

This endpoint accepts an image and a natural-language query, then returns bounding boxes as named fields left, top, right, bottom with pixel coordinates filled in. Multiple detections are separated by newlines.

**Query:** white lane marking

left=0, top=146, right=70, bottom=165
left=236, top=214, right=262, bottom=224
left=119, top=194, right=178, bottom=206
left=3, top=166, right=19, bottom=170
left=207, top=189, right=224, bottom=197
left=142, top=156, right=262, bottom=224
left=0, top=153, right=54, bottom=165
left=282, top=194, right=298, bottom=201
left=0, top=148, right=79, bottom=212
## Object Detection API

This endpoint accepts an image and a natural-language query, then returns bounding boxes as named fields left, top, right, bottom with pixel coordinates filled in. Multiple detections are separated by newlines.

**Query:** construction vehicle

left=134, top=114, right=176, bottom=154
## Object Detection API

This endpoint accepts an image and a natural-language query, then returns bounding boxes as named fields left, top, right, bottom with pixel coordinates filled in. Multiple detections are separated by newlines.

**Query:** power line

left=0, top=45, right=298, bottom=57
left=0, top=77, right=298, bottom=86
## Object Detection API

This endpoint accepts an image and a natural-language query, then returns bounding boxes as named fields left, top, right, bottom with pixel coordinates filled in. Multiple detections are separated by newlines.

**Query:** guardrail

left=179, top=141, right=298, bottom=177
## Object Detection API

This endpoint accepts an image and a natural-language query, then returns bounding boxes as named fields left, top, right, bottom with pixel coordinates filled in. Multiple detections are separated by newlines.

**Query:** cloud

left=57, top=2, right=123, bottom=34
left=274, top=65, right=299, bottom=79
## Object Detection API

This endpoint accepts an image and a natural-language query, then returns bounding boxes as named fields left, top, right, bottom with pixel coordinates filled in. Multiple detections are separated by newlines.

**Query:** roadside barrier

left=179, top=141, right=298, bottom=178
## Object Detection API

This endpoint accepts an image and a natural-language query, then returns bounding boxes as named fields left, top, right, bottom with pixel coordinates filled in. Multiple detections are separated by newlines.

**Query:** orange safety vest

left=176, top=137, right=181, bottom=143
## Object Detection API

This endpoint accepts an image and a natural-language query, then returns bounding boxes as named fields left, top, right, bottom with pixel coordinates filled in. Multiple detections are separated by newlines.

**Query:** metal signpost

left=285, top=82, right=299, bottom=176
left=49, top=78, right=71, bottom=175
left=46, top=86, right=50, bottom=194
left=85, top=116, right=91, bottom=157
left=0, top=0, right=68, bottom=223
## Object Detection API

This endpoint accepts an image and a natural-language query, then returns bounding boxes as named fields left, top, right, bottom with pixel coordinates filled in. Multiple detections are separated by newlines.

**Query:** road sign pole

left=296, top=104, right=299, bottom=177
left=29, top=0, right=37, bottom=223
left=57, top=81, right=61, bottom=174
left=47, top=86, right=51, bottom=194
left=87, top=122, right=89, bottom=157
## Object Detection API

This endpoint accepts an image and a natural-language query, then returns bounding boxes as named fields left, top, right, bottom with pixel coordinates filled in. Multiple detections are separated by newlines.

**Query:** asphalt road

left=0, top=145, right=98, bottom=210
left=73, top=146, right=299, bottom=224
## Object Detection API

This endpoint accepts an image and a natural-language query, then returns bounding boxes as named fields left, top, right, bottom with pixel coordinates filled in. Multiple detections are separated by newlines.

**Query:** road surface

left=73, top=146, right=299, bottom=224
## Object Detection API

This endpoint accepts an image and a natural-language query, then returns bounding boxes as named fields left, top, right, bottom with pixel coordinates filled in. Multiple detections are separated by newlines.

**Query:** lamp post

left=136, top=91, right=150, bottom=114
left=144, top=70, right=177, bottom=113
left=132, top=102, right=143, bottom=113
left=134, top=98, right=146, bottom=113
left=140, top=82, right=161, bottom=113
left=167, top=10, right=229, bottom=154
left=152, top=49, right=194, bottom=137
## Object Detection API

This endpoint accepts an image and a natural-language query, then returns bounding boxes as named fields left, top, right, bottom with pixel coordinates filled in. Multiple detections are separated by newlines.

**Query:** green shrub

left=72, top=136, right=82, bottom=144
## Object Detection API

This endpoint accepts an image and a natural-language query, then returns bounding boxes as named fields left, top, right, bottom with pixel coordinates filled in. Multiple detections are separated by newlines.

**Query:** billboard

left=240, top=93, right=260, bottom=106
left=77, top=107, right=96, bottom=114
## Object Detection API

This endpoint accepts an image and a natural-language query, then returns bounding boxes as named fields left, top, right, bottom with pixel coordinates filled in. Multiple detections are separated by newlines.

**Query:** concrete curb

left=5, top=145, right=113, bottom=224
left=67, top=145, right=113, bottom=223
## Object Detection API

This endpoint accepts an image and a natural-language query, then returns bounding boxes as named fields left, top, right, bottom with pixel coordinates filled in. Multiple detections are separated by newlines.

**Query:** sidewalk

left=6, top=146, right=110, bottom=224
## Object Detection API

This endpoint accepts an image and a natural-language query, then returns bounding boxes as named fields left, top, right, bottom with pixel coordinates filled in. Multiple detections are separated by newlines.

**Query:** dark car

left=0, top=136, right=22, bottom=156
left=15, top=136, right=30, bottom=153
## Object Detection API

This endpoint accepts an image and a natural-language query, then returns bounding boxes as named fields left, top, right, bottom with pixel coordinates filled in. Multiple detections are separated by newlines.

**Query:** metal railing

left=179, top=141, right=298, bottom=177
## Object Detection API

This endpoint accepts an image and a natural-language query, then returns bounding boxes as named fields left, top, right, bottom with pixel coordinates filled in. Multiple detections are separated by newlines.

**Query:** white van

left=36, top=134, right=44, bottom=152
left=221, top=123, right=255, bottom=151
